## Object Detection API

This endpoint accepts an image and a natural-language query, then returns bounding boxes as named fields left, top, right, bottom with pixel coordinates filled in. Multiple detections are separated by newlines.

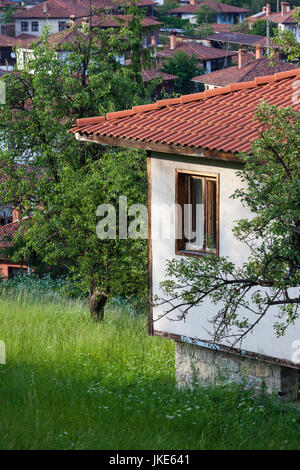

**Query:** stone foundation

left=175, top=341, right=299, bottom=400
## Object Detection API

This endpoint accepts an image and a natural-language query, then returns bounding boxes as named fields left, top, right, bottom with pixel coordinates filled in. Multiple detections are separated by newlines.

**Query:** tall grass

left=0, top=291, right=300, bottom=450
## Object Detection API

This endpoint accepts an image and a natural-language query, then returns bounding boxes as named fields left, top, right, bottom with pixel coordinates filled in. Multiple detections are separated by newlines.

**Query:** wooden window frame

left=175, top=169, right=219, bottom=258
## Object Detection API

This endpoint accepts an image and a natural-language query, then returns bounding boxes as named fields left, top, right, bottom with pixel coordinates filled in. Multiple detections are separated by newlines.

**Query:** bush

left=0, top=274, right=86, bottom=299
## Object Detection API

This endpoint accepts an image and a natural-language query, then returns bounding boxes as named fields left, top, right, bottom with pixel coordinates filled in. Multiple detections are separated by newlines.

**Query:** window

left=31, top=21, right=39, bottom=32
left=58, top=21, right=67, bottom=31
left=176, top=170, right=219, bottom=256
left=21, top=21, right=29, bottom=32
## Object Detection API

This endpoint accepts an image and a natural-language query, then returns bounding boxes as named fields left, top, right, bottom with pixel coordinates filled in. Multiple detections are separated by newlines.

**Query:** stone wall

left=175, top=341, right=299, bottom=400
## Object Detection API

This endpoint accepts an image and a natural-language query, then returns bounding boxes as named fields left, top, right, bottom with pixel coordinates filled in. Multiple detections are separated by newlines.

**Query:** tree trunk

left=88, top=287, right=108, bottom=322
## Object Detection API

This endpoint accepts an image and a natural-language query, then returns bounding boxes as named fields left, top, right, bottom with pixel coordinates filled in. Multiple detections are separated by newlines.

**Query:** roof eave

left=74, top=132, right=242, bottom=163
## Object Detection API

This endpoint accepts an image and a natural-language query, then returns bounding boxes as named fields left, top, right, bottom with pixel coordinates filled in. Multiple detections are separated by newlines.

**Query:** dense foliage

left=0, top=8, right=152, bottom=319
left=160, top=50, right=202, bottom=94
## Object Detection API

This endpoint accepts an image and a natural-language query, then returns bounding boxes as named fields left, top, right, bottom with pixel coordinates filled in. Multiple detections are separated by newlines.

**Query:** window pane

left=185, top=177, right=204, bottom=250
left=194, top=178, right=204, bottom=248
left=206, top=180, right=217, bottom=250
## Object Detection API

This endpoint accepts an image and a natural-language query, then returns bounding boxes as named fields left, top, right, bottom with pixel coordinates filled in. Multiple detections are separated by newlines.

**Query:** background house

left=247, top=2, right=300, bottom=43
left=193, top=46, right=298, bottom=89
left=168, top=0, right=249, bottom=26
left=158, top=31, right=237, bottom=73
left=0, top=208, right=28, bottom=278
left=12, top=0, right=158, bottom=37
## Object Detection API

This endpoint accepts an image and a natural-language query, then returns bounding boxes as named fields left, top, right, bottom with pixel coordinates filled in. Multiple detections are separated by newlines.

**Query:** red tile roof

left=169, top=0, right=249, bottom=15
left=13, top=0, right=158, bottom=19
left=0, top=33, right=20, bottom=48
left=206, top=31, right=269, bottom=47
left=158, top=41, right=237, bottom=60
left=0, top=221, right=19, bottom=248
left=70, top=68, right=300, bottom=155
left=248, top=9, right=298, bottom=25
left=142, top=68, right=178, bottom=81
left=83, top=14, right=161, bottom=28
left=13, top=0, right=89, bottom=19
left=192, top=58, right=298, bottom=87
left=0, top=0, right=17, bottom=9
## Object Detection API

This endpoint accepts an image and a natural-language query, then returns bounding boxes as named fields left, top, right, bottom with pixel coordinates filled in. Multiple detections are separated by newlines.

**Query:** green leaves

left=0, top=10, right=151, bottom=312
left=160, top=50, right=202, bottom=95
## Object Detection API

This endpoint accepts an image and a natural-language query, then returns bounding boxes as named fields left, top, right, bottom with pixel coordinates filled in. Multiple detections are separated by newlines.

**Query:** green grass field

left=0, top=291, right=300, bottom=450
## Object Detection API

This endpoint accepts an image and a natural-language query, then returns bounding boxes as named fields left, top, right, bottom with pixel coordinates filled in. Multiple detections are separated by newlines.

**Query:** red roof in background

left=70, top=69, right=300, bottom=155
left=0, top=0, right=17, bottom=8
left=142, top=68, right=178, bottom=81
left=158, top=41, right=237, bottom=60
left=192, top=58, right=298, bottom=87
left=0, top=32, right=41, bottom=49
left=169, top=0, right=249, bottom=15
left=82, top=14, right=161, bottom=28
left=248, top=9, right=298, bottom=25
left=13, top=0, right=158, bottom=19
left=0, top=221, right=19, bottom=248
left=205, top=31, right=270, bottom=47
left=0, top=33, right=20, bottom=48
left=13, top=0, right=88, bottom=19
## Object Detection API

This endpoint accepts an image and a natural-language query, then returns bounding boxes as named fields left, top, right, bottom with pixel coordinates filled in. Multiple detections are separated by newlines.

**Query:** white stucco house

left=70, top=68, right=300, bottom=399
left=12, top=0, right=158, bottom=37
left=12, top=0, right=89, bottom=37
left=248, top=2, right=300, bottom=43
left=168, top=0, right=249, bottom=26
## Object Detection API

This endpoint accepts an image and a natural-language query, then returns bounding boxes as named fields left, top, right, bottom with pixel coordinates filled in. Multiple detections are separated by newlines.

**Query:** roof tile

left=70, top=68, right=300, bottom=155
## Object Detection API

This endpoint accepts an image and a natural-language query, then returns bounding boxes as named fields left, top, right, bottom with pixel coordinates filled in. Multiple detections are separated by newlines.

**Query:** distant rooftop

left=206, top=32, right=269, bottom=47
left=192, top=57, right=298, bottom=87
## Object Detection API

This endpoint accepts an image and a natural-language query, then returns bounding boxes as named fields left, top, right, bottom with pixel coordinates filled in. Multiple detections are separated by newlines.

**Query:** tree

left=158, top=103, right=300, bottom=347
left=0, top=7, right=153, bottom=320
left=3, top=5, right=17, bottom=24
left=249, top=19, right=276, bottom=37
left=196, top=5, right=216, bottom=26
left=160, top=50, right=202, bottom=95
left=272, top=8, right=300, bottom=61
left=154, top=0, right=179, bottom=17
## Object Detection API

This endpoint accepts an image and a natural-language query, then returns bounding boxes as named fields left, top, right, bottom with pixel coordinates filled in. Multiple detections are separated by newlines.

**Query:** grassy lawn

left=0, top=291, right=300, bottom=450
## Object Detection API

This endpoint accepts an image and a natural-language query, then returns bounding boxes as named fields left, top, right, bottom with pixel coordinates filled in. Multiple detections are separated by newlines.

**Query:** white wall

left=15, top=18, right=70, bottom=37
left=150, top=152, right=300, bottom=364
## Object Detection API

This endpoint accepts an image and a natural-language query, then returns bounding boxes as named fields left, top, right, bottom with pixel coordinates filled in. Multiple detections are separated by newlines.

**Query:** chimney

left=281, top=2, right=290, bottom=15
left=238, top=48, right=248, bottom=68
left=170, top=31, right=176, bottom=50
left=255, top=45, right=264, bottom=59
left=43, top=1, right=48, bottom=13
left=69, top=14, right=75, bottom=27
left=12, top=208, right=20, bottom=223
left=265, top=3, right=271, bottom=17
left=190, top=0, right=195, bottom=4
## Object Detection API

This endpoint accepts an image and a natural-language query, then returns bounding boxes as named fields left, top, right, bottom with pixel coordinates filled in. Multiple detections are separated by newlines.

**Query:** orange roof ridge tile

left=180, top=92, right=206, bottom=104
left=155, top=98, right=181, bottom=107
left=132, top=103, right=161, bottom=113
left=76, top=116, right=105, bottom=127
left=274, top=69, right=300, bottom=80
left=106, top=109, right=134, bottom=120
